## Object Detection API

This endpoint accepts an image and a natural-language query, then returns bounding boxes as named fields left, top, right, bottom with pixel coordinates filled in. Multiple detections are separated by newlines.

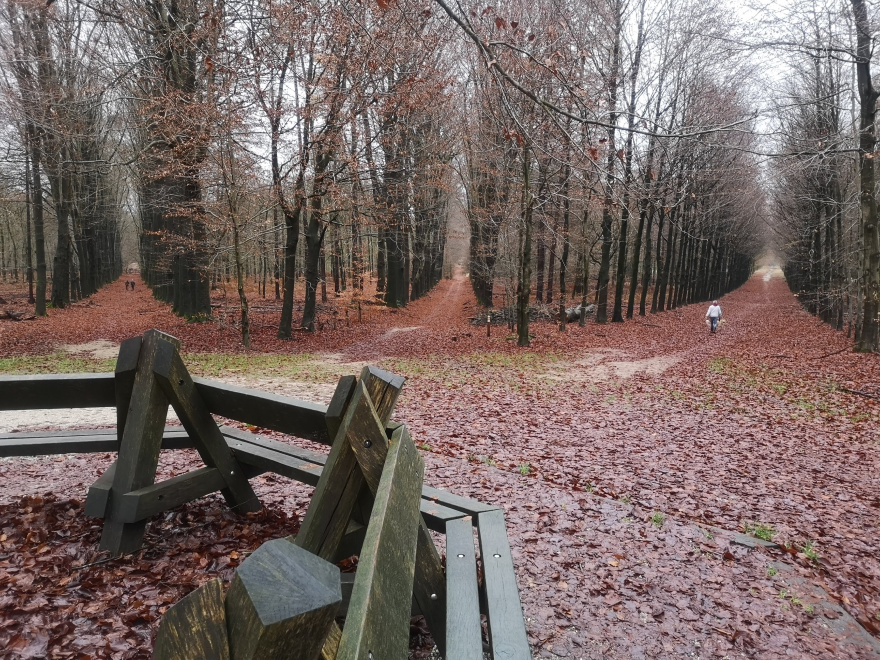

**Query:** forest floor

left=1, top=269, right=879, bottom=659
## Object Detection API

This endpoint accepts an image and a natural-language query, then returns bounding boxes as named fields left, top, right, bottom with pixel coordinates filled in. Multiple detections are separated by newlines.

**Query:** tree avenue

left=0, top=0, right=877, bottom=351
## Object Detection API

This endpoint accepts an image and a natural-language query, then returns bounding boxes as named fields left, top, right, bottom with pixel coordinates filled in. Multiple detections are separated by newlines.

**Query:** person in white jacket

left=706, top=301, right=722, bottom=334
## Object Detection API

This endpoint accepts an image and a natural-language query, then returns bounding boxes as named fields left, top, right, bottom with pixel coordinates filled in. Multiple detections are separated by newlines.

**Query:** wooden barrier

left=0, top=330, right=532, bottom=659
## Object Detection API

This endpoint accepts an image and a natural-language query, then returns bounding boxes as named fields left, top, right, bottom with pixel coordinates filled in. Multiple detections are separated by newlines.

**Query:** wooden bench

left=0, top=330, right=531, bottom=659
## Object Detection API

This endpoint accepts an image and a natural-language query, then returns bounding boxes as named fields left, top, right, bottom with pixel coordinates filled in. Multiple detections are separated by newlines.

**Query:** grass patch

left=650, top=512, right=665, bottom=528
left=708, top=356, right=735, bottom=374
left=802, top=541, right=820, bottom=562
left=778, top=589, right=815, bottom=614
left=0, top=352, right=116, bottom=374
left=184, top=352, right=339, bottom=382
left=744, top=522, right=775, bottom=541
left=518, top=463, right=531, bottom=475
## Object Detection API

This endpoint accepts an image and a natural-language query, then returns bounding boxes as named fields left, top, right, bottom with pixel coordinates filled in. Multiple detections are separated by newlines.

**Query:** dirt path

left=2, top=269, right=880, bottom=658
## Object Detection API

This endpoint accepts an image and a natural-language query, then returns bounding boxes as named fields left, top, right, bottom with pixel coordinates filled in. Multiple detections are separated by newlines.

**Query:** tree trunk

left=852, top=0, right=880, bottom=351
left=517, top=144, right=534, bottom=347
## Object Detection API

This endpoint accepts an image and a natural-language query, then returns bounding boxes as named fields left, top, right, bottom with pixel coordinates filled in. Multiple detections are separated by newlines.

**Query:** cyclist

left=706, top=300, right=722, bottom=334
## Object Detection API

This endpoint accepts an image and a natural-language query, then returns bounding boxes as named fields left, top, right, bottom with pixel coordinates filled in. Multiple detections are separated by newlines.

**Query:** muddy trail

left=1, top=269, right=879, bottom=658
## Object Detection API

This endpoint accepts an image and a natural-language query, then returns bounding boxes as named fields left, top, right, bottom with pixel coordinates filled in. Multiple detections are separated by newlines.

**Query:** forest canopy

left=0, top=0, right=877, bottom=351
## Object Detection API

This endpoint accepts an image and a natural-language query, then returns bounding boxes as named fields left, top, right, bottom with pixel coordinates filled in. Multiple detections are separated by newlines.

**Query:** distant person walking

left=706, top=300, right=722, bottom=334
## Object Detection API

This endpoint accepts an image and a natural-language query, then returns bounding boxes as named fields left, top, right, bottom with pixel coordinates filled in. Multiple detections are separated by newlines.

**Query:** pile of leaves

left=0, top=493, right=296, bottom=659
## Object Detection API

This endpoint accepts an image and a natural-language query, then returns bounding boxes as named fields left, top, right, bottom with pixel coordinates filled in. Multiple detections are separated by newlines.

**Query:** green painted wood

left=153, top=341, right=260, bottom=514
left=413, top=516, right=448, bottom=656
left=85, top=460, right=117, bottom=518
left=118, top=467, right=227, bottom=523
left=345, top=382, right=390, bottom=494
left=225, top=538, right=341, bottom=660
left=115, top=336, right=141, bottom=444
left=230, top=441, right=323, bottom=487
left=100, top=330, right=174, bottom=555
left=347, top=413, right=448, bottom=654
left=0, top=373, right=115, bottom=410
left=477, top=509, right=531, bottom=659
left=358, top=366, right=405, bottom=425
left=336, top=573, right=425, bottom=618
left=0, top=427, right=117, bottom=439
left=445, top=517, right=483, bottom=660
left=326, top=375, right=357, bottom=442
left=0, top=428, right=191, bottom=458
left=193, top=377, right=330, bottom=443
left=422, top=485, right=500, bottom=515
left=294, top=377, right=393, bottom=561
left=153, top=577, right=229, bottom=660
left=221, top=426, right=327, bottom=466
left=336, top=426, right=424, bottom=660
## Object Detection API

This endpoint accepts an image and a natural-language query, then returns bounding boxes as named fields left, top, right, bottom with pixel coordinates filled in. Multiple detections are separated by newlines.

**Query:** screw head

left=430, top=593, right=438, bottom=600
left=364, top=440, right=372, bottom=448
left=493, top=553, right=501, bottom=558
left=457, top=553, right=465, bottom=558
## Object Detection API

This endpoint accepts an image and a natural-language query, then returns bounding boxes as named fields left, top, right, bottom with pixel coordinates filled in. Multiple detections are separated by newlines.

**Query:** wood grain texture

left=325, top=375, right=357, bottom=442
left=153, top=578, right=229, bottom=660
left=0, top=428, right=191, bottom=458
left=422, top=485, right=500, bottom=515
left=0, top=373, right=115, bottom=410
left=358, top=366, right=405, bottom=425
left=221, top=426, right=327, bottom=467
left=225, top=538, right=341, bottom=660
left=445, top=517, right=483, bottom=660
left=477, top=509, right=532, bottom=659
left=85, top=460, right=117, bottom=518
left=413, top=514, right=448, bottom=656
left=294, top=380, right=385, bottom=561
left=344, top=382, right=390, bottom=494
left=230, top=441, right=324, bottom=487
left=114, top=336, right=142, bottom=444
left=153, top=341, right=260, bottom=514
left=336, top=426, right=424, bottom=660
left=194, top=377, right=329, bottom=443
left=118, top=467, right=227, bottom=523
left=100, top=330, right=172, bottom=555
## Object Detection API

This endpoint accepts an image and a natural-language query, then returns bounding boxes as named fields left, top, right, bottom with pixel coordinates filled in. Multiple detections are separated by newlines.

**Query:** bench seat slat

left=445, top=517, right=483, bottom=660
left=477, top=509, right=531, bottom=659
left=0, top=429, right=191, bottom=457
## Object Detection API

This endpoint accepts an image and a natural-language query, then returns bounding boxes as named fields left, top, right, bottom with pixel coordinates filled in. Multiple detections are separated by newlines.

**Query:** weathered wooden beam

left=193, top=378, right=330, bottom=443
left=336, top=426, right=424, bottom=660
left=225, top=538, right=342, bottom=660
left=294, top=375, right=398, bottom=561
left=422, top=485, right=500, bottom=515
left=85, top=460, right=117, bottom=518
left=477, top=509, right=531, bottom=659
left=115, top=336, right=143, bottom=444
left=117, top=467, right=227, bottom=523
left=221, top=426, right=328, bottom=466
left=445, top=517, right=483, bottom=660
left=325, top=375, right=357, bottom=442
left=0, top=430, right=192, bottom=458
left=100, top=330, right=175, bottom=555
left=0, top=373, right=115, bottom=410
left=348, top=422, right=448, bottom=655
left=153, top=342, right=260, bottom=514
left=230, top=441, right=323, bottom=487
left=359, top=366, right=405, bottom=424
left=153, top=578, right=229, bottom=660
